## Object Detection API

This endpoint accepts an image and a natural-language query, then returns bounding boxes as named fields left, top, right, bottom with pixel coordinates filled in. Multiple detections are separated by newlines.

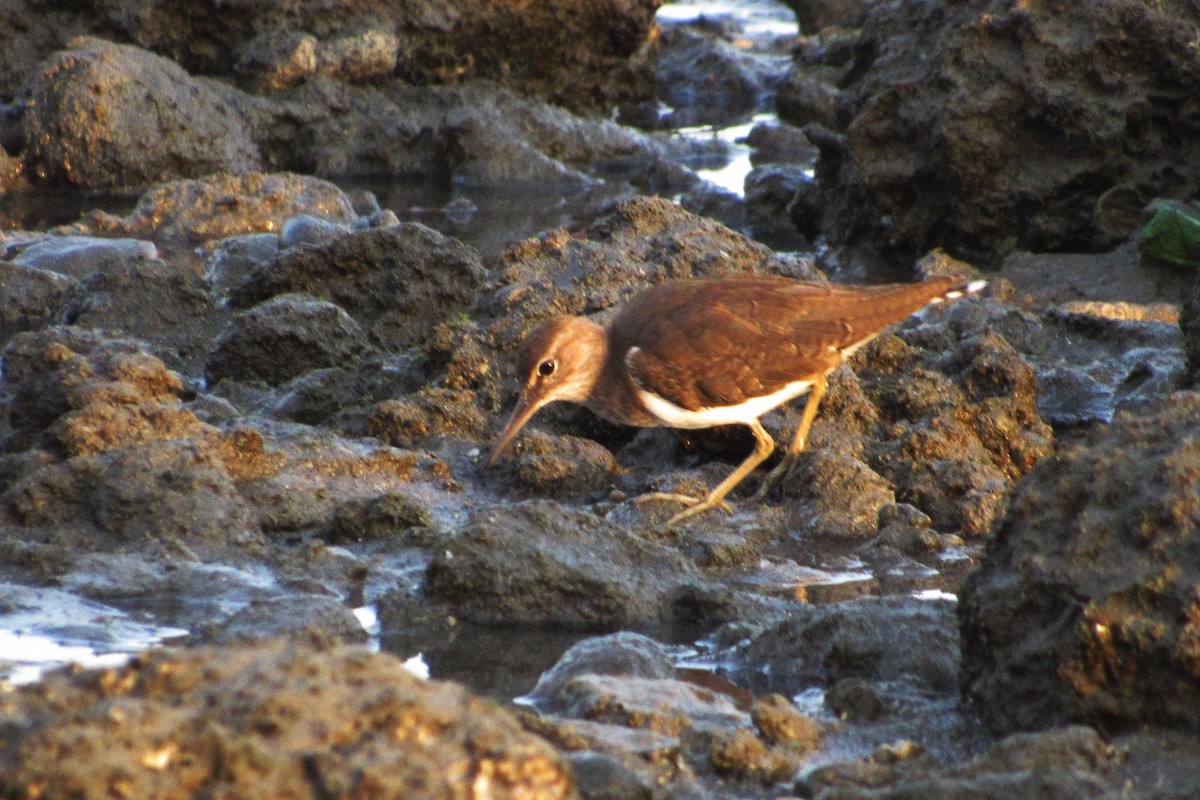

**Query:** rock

left=776, top=74, right=845, bottom=130
left=525, top=632, right=677, bottom=712
left=780, top=0, right=872, bottom=33
left=745, top=164, right=813, bottom=250
left=51, top=256, right=223, bottom=372
left=655, top=26, right=787, bottom=127
left=486, top=430, right=619, bottom=499
left=960, top=392, right=1200, bottom=735
left=278, top=214, right=352, bottom=249
left=236, top=29, right=320, bottom=89
left=751, top=693, right=821, bottom=749
left=565, top=752, right=653, bottom=800
left=323, top=491, right=435, bottom=545
left=5, top=438, right=257, bottom=555
left=203, top=233, right=281, bottom=297
left=799, top=0, right=1200, bottom=261
left=0, top=637, right=574, bottom=800
left=745, top=121, right=819, bottom=166
left=727, top=596, right=960, bottom=697
left=0, top=327, right=195, bottom=454
left=231, top=224, right=486, bottom=353
left=555, top=674, right=751, bottom=736
left=75, top=172, right=358, bottom=244
left=784, top=448, right=895, bottom=539
left=8, top=235, right=158, bottom=279
left=423, top=500, right=706, bottom=629
left=201, top=594, right=368, bottom=645
left=206, top=294, right=370, bottom=387
left=709, top=727, right=801, bottom=784
left=23, top=38, right=260, bottom=190
left=0, top=263, right=75, bottom=344
left=800, top=725, right=1118, bottom=798
left=367, top=387, right=489, bottom=449
left=3, top=1, right=659, bottom=115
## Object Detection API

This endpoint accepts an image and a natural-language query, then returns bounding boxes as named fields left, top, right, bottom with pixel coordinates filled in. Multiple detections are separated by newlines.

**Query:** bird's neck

left=558, top=317, right=608, bottom=404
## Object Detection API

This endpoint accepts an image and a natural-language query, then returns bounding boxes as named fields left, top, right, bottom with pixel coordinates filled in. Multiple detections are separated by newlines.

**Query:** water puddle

left=0, top=584, right=187, bottom=686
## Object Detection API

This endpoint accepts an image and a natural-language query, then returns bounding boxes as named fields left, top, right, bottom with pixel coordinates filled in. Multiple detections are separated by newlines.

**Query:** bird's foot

left=632, top=492, right=732, bottom=526
left=748, top=454, right=800, bottom=504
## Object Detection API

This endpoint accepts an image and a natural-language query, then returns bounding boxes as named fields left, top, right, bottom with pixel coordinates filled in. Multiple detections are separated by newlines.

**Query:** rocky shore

left=3, top=0, right=1200, bottom=798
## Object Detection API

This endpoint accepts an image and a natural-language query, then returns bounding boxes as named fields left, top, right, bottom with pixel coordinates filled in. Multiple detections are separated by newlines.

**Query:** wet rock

left=5, top=437, right=257, bottom=555
left=423, top=500, right=706, bottom=629
left=448, top=117, right=597, bottom=186
left=826, top=675, right=889, bottom=722
left=565, top=752, right=653, bottom=800
left=1, top=327, right=196, bottom=454
left=726, top=596, right=959, bottom=698
left=231, top=224, right=486, bottom=353
left=1037, top=366, right=1116, bottom=426
left=776, top=74, right=845, bottom=130
left=278, top=213, right=352, bottom=249
left=0, top=263, right=75, bottom=344
left=745, top=121, right=818, bottom=167
left=75, top=172, right=358, bottom=244
left=206, top=294, right=370, bottom=387
left=751, top=693, right=821, bottom=749
left=782, top=0, right=872, bottom=33
left=8, top=235, right=158, bottom=279
left=23, top=38, right=260, bottom=191
left=367, top=387, right=489, bottom=449
left=323, top=491, right=436, bottom=545
left=525, top=632, right=677, bottom=712
left=800, top=0, right=1200, bottom=261
left=258, top=357, right=421, bottom=430
left=655, top=26, right=787, bottom=128
left=0, top=637, right=574, bottom=800
left=556, top=674, right=751, bottom=736
left=709, top=727, right=801, bottom=784
left=487, top=430, right=619, bottom=500
left=203, top=232, right=281, bottom=297
left=784, top=448, right=895, bottom=539
left=800, top=725, right=1117, bottom=798
left=960, top=392, right=1200, bottom=735
left=51, top=255, right=223, bottom=371
left=745, top=164, right=813, bottom=250
left=201, top=594, right=368, bottom=645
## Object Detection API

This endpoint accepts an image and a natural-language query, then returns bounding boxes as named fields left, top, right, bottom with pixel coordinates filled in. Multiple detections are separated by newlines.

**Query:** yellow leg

left=665, top=420, right=777, bottom=527
left=750, top=375, right=827, bottom=502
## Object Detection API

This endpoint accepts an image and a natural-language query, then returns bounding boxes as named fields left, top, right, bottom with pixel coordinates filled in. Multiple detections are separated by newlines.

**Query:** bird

left=487, top=272, right=986, bottom=526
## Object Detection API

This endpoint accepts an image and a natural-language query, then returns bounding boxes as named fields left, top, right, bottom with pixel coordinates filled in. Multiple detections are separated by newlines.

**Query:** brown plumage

left=489, top=273, right=985, bottom=526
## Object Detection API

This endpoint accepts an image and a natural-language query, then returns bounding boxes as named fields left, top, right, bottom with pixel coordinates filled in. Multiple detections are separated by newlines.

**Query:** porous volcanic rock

left=0, top=636, right=575, bottom=800
left=23, top=38, right=260, bottom=191
left=206, top=294, right=370, bottom=387
left=231, top=224, right=486, bottom=353
left=1, top=0, right=660, bottom=116
left=960, top=392, right=1200, bottom=735
left=422, top=500, right=708, bottom=629
left=793, top=0, right=1200, bottom=261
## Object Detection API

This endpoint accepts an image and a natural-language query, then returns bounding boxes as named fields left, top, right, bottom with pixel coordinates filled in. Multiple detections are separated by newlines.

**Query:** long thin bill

left=486, top=395, right=541, bottom=467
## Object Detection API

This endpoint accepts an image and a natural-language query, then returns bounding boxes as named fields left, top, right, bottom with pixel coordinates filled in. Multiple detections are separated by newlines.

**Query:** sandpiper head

left=487, top=316, right=605, bottom=466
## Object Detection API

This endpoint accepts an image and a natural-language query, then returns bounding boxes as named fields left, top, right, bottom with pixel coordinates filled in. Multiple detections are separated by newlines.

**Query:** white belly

left=635, top=379, right=815, bottom=429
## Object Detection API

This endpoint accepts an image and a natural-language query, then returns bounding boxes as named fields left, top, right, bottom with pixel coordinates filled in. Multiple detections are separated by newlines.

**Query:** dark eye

left=537, top=359, right=557, bottom=377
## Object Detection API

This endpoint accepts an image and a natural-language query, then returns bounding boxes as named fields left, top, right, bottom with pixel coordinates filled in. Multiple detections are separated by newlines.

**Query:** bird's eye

left=537, top=359, right=557, bottom=377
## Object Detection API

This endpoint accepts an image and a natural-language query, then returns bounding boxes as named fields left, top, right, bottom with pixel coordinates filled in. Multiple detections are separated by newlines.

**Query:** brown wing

left=613, top=274, right=960, bottom=411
